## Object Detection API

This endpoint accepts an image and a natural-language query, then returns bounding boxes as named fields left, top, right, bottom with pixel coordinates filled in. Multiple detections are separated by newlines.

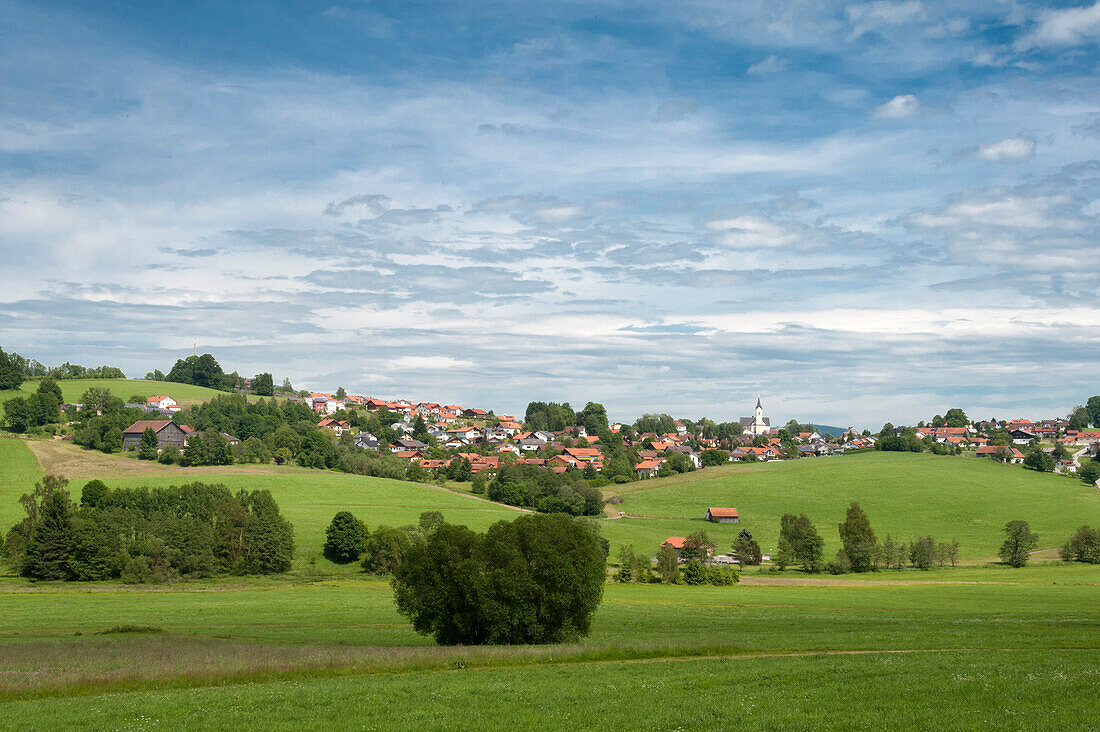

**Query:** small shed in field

left=705, top=507, right=740, bottom=524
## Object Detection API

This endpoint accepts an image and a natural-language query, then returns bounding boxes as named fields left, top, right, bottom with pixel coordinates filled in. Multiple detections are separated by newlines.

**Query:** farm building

left=705, top=507, right=740, bottom=524
left=122, top=420, right=191, bottom=451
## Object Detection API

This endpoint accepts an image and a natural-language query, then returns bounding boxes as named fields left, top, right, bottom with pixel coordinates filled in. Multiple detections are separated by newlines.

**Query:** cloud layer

left=1, top=0, right=1099, bottom=426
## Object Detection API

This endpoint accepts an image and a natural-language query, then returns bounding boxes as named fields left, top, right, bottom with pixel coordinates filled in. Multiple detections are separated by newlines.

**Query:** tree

left=392, top=513, right=605, bottom=645
left=908, top=536, right=936, bottom=570
left=138, top=427, right=159, bottom=460
left=616, top=544, right=637, bottom=582
left=701, top=449, right=729, bottom=467
left=323, top=511, right=368, bottom=563
left=101, top=426, right=123, bottom=453
left=363, top=525, right=413, bottom=574
left=1087, top=396, right=1100, bottom=429
left=777, top=513, right=824, bottom=572
left=682, top=559, right=707, bottom=584
left=998, top=520, right=1038, bottom=568
left=1059, top=526, right=1100, bottom=564
left=838, top=502, right=878, bottom=572
left=34, top=378, right=63, bottom=424
left=3, top=397, right=31, bottom=432
left=335, top=386, right=346, bottom=400
left=240, top=489, right=295, bottom=574
left=252, top=373, right=274, bottom=396
left=1023, top=449, right=1055, bottom=473
left=943, top=408, right=969, bottom=428
left=577, top=402, right=609, bottom=434
left=681, top=531, right=716, bottom=564
left=1078, top=461, right=1100, bottom=485
left=1067, top=405, right=1091, bottom=432
left=80, top=479, right=108, bottom=507
left=940, top=538, right=960, bottom=567
left=17, top=476, right=76, bottom=580
left=158, top=444, right=181, bottom=465
left=656, top=543, right=680, bottom=583
left=419, top=510, right=445, bottom=532
left=0, top=347, right=25, bottom=390
left=732, top=529, right=762, bottom=566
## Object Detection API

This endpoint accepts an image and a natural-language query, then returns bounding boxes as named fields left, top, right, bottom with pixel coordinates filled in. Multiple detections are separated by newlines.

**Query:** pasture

left=1, top=437, right=1098, bottom=727
left=601, top=452, right=1100, bottom=561
left=0, top=377, right=230, bottom=409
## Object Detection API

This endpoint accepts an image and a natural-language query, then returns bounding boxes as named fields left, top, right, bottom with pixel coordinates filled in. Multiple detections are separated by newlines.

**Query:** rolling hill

left=0, top=378, right=230, bottom=409
left=600, top=451, right=1100, bottom=561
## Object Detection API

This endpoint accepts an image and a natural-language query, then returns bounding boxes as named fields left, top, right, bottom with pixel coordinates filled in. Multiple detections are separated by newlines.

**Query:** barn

left=705, top=507, right=740, bottom=524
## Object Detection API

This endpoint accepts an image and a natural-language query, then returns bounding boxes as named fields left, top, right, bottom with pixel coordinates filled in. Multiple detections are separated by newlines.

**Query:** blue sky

left=2, top=0, right=1100, bottom=426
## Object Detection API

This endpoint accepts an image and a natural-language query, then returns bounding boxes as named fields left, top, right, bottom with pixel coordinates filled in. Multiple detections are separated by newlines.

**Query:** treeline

left=484, top=463, right=603, bottom=515
left=0, top=347, right=124, bottom=390
left=2, top=378, right=63, bottom=433
left=147, top=353, right=278, bottom=396
left=2, top=477, right=294, bottom=582
left=770, top=502, right=963, bottom=573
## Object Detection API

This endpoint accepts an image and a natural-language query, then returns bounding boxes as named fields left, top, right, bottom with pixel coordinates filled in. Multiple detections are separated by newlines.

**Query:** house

left=517, top=437, right=547, bottom=452
left=976, top=445, right=1025, bottom=464
left=220, top=432, right=240, bottom=446
left=463, top=408, right=488, bottom=418
left=146, top=396, right=177, bottom=410
left=705, top=507, right=740, bottom=524
left=448, top=425, right=483, bottom=441
left=393, top=438, right=428, bottom=452
left=317, top=418, right=351, bottom=436
left=635, top=458, right=665, bottom=478
left=660, top=536, right=687, bottom=556
left=497, top=443, right=521, bottom=455
left=436, top=411, right=458, bottom=424
left=1010, top=429, right=1037, bottom=445
left=1055, top=460, right=1078, bottom=474
left=497, top=421, right=523, bottom=435
left=392, top=450, right=424, bottom=461
left=354, top=432, right=379, bottom=450
left=740, top=397, right=771, bottom=437
left=122, top=420, right=191, bottom=452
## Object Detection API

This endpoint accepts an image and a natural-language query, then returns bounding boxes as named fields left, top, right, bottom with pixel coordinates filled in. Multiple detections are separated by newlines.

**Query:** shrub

left=1060, top=525, right=1100, bottom=564
left=158, top=444, right=181, bottom=464
left=323, top=511, right=368, bottom=563
left=681, top=559, right=707, bottom=585
left=392, top=513, right=605, bottom=645
left=706, top=565, right=740, bottom=586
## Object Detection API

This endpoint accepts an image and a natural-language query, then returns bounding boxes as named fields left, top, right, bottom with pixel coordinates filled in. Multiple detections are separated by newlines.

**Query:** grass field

left=0, top=377, right=232, bottom=409
left=0, top=438, right=521, bottom=563
left=601, top=452, right=1100, bottom=561
left=0, top=566, right=1097, bottom=727
left=1, top=438, right=1098, bottom=727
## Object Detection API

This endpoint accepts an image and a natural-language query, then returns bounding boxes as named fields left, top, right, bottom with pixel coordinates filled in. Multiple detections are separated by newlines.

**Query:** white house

left=146, top=395, right=177, bottom=410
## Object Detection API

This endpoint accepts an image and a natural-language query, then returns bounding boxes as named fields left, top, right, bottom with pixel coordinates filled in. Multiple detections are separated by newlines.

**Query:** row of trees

left=0, top=348, right=125, bottom=390
left=2, top=477, right=294, bottom=582
left=2, top=378, right=63, bottom=433
left=484, top=463, right=604, bottom=516
left=775, top=503, right=963, bottom=572
left=152, top=353, right=275, bottom=395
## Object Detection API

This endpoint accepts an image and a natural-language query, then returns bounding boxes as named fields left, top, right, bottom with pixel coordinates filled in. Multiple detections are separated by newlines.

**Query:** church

left=740, top=397, right=771, bottom=436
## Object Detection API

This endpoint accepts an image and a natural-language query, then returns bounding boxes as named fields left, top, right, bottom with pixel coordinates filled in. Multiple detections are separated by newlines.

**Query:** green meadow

left=1, top=437, right=1098, bottom=727
left=601, top=451, right=1100, bottom=560
left=0, top=377, right=229, bottom=408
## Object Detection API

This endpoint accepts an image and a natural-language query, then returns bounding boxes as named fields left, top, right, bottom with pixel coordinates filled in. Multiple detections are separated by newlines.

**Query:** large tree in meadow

left=838, top=502, right=878, bottom=572
left=998, top=520, right=1038, bottom=568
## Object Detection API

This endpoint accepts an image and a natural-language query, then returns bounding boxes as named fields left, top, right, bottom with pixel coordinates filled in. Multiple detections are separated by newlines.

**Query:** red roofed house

left=976, top=445, right=1025, bottom=464
left=635, top=458, right=665, bottom=478
left=146, top=396, right=177, bottom=410
left=705, top=507, right=740, bottom=524
left=317, top=418, right=351, bottom=436
left=122, top=420, right=190, bottom=452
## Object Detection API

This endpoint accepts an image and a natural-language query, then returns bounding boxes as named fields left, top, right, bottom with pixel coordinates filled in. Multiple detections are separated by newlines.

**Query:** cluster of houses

left=912, top=418, right=1100, bottom=474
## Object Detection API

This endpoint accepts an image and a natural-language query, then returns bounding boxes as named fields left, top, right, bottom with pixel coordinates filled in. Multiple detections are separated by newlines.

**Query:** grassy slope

left=601, top=452, right=1100, bottom=560
left=0, top=378, right=228, bottom=408
left=0, top=438, right=520, bottom=561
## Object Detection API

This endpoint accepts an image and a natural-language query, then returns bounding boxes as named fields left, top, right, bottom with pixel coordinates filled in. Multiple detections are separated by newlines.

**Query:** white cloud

left=388, top=356, right=476, bottom=371
left=975, top=137, right=1036, bottom=162
left=874, top=94, right=920, bottom=119
left=1016, top=2, right=1100, bottom=50
left=846, top=0, right=923, bottom=41
left=746, top=55, right=786, bottom=75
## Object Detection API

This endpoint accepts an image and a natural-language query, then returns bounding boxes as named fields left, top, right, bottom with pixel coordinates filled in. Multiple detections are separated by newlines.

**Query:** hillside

left=600, top=451, right=1100, bottom=561
left=0, top=378, right=230, bottom=409
left=0, top=438, right=520, bottom=564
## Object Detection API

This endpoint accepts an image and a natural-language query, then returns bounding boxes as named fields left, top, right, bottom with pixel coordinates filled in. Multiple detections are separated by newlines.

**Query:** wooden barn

left=705, top=507, right=740, bottom=524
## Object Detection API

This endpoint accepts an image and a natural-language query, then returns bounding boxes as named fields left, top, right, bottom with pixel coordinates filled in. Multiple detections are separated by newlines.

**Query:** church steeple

left=756, top=396, right=762, bottom=411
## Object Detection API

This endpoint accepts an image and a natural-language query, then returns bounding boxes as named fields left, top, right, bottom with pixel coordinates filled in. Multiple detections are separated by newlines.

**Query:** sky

left=2, top=0, right=1100, bottom=427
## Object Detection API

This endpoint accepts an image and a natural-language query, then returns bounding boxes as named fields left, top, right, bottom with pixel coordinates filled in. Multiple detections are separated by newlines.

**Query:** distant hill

left=813, top=424, right=847, bottom=438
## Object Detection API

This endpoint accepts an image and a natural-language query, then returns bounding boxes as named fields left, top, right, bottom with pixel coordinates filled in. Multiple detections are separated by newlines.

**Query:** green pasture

left=604, top=452, right=1100, bottom=560
left=0, top=438, right=520, bottom=561
left=0, top=565, right=1097, bottom=727
left=0, top=378, right=229, bottom=408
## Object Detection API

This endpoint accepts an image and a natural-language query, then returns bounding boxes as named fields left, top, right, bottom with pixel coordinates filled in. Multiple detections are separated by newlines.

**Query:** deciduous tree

left=999, top=520, right=1038, bottom=568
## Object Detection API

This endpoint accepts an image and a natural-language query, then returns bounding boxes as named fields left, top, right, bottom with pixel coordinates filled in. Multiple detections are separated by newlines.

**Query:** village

left=116, top=392, right=1100, bottom=481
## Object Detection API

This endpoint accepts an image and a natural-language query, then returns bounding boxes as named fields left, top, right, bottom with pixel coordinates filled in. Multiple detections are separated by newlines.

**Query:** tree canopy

left=392, top=513, right=606, bottom=645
